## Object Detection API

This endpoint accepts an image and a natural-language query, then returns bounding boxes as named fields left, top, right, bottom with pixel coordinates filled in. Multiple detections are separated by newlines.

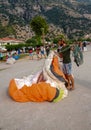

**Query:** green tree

left=26, top=36, right=42, bottom=47
left=30, top=16, right=49, bottom=37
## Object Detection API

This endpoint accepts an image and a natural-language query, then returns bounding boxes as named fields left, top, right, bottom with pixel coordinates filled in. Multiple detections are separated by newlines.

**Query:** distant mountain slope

left=0, top=0, right=91, bottom=39
left=77, top=0, right=91, bottom=3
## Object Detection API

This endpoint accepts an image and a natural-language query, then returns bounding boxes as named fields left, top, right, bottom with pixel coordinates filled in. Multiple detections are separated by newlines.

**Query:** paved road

left=0, top=45, right=91, bottom=130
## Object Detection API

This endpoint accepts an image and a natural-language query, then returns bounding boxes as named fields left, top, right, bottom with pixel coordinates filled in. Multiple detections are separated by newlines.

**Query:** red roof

left=0, top=37, right=23, bottom=42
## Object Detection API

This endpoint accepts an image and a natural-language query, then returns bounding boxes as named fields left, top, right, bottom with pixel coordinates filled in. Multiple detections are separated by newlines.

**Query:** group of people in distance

left=29, top=45, right=50, bottom=60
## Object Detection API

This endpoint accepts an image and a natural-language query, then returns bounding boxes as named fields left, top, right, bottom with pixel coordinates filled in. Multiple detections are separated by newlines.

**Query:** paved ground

left=0, top=45, right=91, bottom=130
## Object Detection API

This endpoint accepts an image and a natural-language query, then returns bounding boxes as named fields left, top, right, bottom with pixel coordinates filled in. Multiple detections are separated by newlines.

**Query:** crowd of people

left=0, top=40, right=88, bottom=62
left=0, top=44, right=52, bottom=62
left=28, top=45, right=51, bottom=60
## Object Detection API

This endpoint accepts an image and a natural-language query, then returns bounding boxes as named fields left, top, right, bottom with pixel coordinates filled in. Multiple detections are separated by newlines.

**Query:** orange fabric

left=8, top=79, right=29, bottom=102
left=8, top=80, right=56, bottom=102
left=52, top=56, right=66, bottom=81
left=8, top=55, right=66, bottom=103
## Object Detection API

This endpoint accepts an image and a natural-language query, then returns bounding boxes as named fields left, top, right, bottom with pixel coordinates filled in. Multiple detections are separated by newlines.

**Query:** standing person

left=45, top=45, right=50, bottom=57
left=59, top=40, right=74, bottom=90
left=36, top=45, right=40, bottom=60
left=29, top=47, right=33, bottom=60
left=40, top=46, right=46, bottom=58
left=78, top=41, right=83, bottom=52
left=82, top=41, right=87, bottom=51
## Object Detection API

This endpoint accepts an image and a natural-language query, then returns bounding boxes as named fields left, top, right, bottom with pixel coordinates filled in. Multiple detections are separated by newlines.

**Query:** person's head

left=58, top=39, right=67, bottom=47
left=62, top=40, right=66, bottom=46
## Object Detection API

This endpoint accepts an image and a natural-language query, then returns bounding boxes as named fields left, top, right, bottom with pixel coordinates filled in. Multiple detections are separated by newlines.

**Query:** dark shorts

left=41, top=51, right=44, bottom=55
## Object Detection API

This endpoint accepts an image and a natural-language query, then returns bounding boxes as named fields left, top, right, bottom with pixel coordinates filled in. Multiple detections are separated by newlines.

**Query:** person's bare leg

left=68, top=75, right=75, bottom=90
left=64, top=74, right=71, bottom=90
left=65, top=74, right=74, bottom=90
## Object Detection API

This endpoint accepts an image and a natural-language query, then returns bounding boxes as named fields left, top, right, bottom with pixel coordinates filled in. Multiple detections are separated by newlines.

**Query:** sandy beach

left=0, top=45, right=91, bottom=130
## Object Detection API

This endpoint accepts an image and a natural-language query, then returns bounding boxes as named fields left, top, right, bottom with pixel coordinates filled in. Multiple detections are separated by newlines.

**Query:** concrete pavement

left=0, top=45, right=91, bottom=130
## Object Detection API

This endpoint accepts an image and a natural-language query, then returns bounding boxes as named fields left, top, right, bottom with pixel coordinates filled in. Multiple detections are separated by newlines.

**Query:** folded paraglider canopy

left=8, top=51, right=68, bottom=102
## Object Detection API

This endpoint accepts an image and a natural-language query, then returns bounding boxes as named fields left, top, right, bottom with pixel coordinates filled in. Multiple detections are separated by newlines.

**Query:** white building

left=0, top=37, right=24, bottom=46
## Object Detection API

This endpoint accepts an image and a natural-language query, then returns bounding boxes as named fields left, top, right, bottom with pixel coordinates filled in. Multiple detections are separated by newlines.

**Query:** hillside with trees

left=0, top=0, right=91, bottom=40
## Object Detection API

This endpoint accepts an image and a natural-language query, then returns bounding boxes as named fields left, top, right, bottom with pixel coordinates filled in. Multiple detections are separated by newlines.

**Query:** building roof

left=0, top=37, right=23, bottom=43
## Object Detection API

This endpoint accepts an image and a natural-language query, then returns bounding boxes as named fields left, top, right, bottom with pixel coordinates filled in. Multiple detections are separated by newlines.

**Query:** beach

left=0, top=45, right=91, bottom=130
